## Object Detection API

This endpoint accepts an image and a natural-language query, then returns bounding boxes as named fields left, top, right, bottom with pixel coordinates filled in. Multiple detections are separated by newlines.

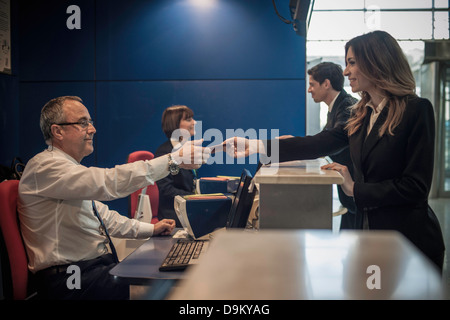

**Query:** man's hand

left=223, top=137, right=264, bottom=158
left=171, top=139, right=211, bottom=170
left=153, top=219, right=176, bottom=236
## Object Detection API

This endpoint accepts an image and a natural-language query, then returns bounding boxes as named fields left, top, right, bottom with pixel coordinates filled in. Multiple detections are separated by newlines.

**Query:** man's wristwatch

left=168, top=154, right=180, bottom=175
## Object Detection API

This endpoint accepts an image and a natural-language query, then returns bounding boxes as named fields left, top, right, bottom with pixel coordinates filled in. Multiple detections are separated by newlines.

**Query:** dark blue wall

left=0, top=0, right=19, bottom=168
left=3, top=0, right=306, bottom=215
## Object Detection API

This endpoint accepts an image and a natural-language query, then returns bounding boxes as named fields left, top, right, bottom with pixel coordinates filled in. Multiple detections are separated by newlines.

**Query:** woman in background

left=155, top=105, right=197, bottom=227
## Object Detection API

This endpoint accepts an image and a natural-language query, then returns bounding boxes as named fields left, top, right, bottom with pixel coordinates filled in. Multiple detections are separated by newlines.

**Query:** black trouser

left=338, top=185, right=357, bottom=230
left=34, top=254, right=129, bottom=300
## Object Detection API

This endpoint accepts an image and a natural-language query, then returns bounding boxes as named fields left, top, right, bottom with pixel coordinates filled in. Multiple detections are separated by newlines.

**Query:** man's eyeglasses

left=54, top=119, right=94, bottom=129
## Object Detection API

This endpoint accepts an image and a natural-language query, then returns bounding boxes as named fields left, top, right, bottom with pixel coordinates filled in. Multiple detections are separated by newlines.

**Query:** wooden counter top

left=254, top=159, right=344, bottom=185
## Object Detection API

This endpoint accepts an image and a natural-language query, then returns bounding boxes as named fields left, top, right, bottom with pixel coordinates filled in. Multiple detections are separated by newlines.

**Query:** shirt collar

left=46, top=145, right=80, bottom=164
left=327, top=91, right=340, bottom=113
left=366, top=97, right=388, bottom=114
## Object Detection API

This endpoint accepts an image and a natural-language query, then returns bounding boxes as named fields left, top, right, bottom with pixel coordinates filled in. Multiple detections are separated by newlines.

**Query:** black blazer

left=325, top=90, right=358, bottom=170
left=155, top=140, right=195, bottom=227
left=269, top=96, right=445, bottom=269
left=326, top=90, right=358, bottom=226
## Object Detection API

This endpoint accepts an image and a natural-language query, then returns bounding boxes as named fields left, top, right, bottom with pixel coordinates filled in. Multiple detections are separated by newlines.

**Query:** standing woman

left=155, top=105, right=197, bottom=227
left=328, top=31, right=445, bottom=270
left=229, top=31, right=445, bottom=271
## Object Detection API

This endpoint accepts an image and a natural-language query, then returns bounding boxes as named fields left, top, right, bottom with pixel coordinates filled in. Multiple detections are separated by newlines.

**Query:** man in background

left=307, top=62, right=358, bottom=229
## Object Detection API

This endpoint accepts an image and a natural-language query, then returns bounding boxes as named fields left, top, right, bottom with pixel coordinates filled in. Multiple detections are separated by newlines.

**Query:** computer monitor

left=226, top=169, right=255, bottom=229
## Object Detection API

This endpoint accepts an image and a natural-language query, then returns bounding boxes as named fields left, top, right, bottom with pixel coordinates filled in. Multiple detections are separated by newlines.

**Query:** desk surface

left=110, top=234, right=185, bottom=282
left=254, top=159, right=344, bottom=185
left=168, top=230, right=445, bottom=300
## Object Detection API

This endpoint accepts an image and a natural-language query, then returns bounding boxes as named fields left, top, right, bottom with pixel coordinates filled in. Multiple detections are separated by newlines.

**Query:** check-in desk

left=254, top=159, right=344, bottom=229
left=168, top=230, right=445, bottom=300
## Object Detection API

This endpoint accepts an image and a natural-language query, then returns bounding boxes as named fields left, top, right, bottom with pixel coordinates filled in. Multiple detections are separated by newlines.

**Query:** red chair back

left=0, top=180, right=29, bottom=300
left=127, top=151, right=159, bottom=223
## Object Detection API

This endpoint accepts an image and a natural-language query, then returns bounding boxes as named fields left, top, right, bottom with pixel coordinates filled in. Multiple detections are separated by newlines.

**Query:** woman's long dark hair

left=345, top=31, right=417, bottom=137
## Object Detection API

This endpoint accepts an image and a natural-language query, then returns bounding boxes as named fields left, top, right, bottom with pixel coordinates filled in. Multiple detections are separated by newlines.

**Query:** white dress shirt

left=327, top=91, right=340, bottom=112
left=366, top=98, right=387, bottom=136
left=18, top=146, right=170, bottom=272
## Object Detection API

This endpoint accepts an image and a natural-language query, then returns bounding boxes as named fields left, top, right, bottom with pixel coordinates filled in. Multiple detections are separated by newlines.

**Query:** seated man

left=18, top=96, right=208, bottom=300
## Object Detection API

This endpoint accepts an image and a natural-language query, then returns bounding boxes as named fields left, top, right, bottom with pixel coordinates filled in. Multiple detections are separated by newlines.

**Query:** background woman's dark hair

left=161, top=105, right=194, bottom=139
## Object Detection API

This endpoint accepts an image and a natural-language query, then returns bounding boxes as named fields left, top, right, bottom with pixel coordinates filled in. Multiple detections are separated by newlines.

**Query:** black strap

left=92, top=201, right=119, bottom=263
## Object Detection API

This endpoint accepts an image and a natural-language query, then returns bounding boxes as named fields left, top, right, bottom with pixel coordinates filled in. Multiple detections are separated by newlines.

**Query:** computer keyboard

left=159, top=239, right=208, bottom=271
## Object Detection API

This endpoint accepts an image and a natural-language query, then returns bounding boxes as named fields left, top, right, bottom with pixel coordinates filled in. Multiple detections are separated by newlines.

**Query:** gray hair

left=40, top=96, right=83, bottom=144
